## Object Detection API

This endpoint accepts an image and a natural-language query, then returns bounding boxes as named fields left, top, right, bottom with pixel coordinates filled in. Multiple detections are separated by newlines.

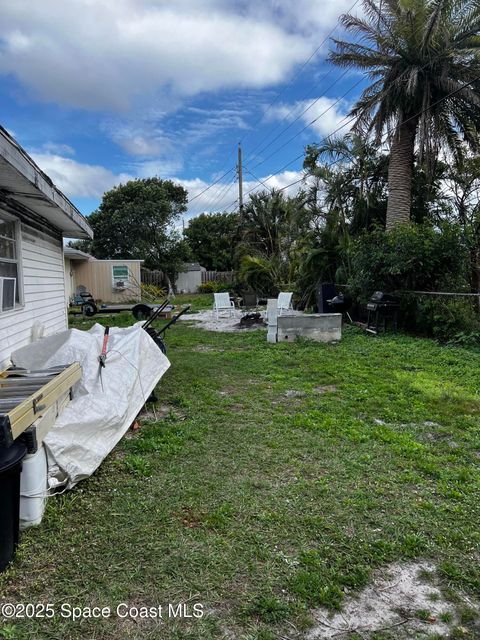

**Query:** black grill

left=366, top=291, right=400, bottom=334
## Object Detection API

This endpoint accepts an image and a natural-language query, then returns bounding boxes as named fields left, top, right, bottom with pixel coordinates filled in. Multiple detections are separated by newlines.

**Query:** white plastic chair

left=213, top=292, right=236, bottom=319
left=277, top=292, right=293, bottom=316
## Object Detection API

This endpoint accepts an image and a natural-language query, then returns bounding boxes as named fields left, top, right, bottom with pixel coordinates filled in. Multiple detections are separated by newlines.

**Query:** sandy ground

left=179, top=309, right=267, bottom=332
left=179, top=309, right=304, bottom=333
left=307, top=561, right=478, bottom=639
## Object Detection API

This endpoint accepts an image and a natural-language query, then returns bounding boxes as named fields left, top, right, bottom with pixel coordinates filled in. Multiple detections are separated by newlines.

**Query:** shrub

left=349, top=223, right=480, bottom=339
left=349, top=223, right=468, bottom=303
left=197, top=281, right=231, bottom=293
left=238, top=254, right=284, bottom=296
left=415, top=297, right=480, bottom=344
left=141, top=282, right=166, bottom=301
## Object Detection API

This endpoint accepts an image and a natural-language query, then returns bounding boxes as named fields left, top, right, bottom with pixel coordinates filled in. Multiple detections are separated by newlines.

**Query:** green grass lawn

left=1, top=301, right=479, bottom=639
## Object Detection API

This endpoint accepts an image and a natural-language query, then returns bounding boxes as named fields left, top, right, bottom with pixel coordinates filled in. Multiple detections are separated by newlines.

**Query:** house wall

left=175, top=270, right=202, bottom=293
left=73, top=260, right=142, bottom=303
left=0, top=215, right=67, bottom=370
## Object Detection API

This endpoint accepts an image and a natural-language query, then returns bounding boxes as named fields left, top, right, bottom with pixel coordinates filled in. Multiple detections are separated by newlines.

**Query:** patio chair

left=277, top=292, right=293, bottom=316
left=265, top=292, right=293, bottom=323
left=213, top=292, right=236, bottom=320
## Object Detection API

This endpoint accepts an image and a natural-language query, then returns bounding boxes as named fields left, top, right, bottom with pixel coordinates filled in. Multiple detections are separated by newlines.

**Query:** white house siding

left=0, top=218, right=67, bottom=369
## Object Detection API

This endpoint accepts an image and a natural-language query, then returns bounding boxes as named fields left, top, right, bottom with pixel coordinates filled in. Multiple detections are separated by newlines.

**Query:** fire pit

left=239, top=312, right=266, bottom=328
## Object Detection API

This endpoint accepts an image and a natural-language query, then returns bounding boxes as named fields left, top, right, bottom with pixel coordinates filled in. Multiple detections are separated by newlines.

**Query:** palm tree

left=304, top=133, right=389, bottom=231
left=330, top=0, right=480, bottom=229
left=236, top=190, right=312, bottom=294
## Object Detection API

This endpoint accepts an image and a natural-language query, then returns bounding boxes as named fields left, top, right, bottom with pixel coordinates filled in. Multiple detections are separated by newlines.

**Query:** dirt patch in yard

left=306, top=561, right=479, bottom=639
left=129, top=404, right=187, bottom=426
left=192, top=344, right=225, bottom=352
left=285, top=390, right=308, bottom=398
left=313, top=385, right=337, bottom=394
left=179, top=310, right=266, bottom=333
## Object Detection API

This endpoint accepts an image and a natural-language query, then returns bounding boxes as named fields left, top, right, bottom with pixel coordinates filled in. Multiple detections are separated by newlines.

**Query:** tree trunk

left=386, top=117, right=419, bottom=229
left=165, top=273, right=174, bottom=296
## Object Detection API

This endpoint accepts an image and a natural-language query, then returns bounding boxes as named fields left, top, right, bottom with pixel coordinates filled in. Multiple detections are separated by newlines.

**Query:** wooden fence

left=141, top=268, right=165, bottom=286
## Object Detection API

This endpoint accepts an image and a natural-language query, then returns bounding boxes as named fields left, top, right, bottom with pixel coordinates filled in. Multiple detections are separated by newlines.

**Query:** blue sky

left=0, top=0, right=362, bottom=222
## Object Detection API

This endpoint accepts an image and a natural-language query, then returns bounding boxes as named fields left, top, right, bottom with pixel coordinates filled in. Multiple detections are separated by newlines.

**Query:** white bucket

left=20, top=446, right=47, bottom=529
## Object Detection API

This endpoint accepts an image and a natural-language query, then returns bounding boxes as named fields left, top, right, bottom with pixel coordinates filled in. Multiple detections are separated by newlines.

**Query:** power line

left=244, top=1, right=444, bottom=178
left=244, top=67, right=350, bottom=163
left=249, top=77, right=365, bottom=171
left=240, top=0, right=361, bottom=148
left=204, top=175, right=238, bottom=212
left=243, top=167, right=275, bottom=192
left=235, top=72, right=480, bottom=206
left=186, top=0, right=362, bottom=214
left=187, top=166, right=236, bottom=204
left=192, top=2, right=478, bottom=216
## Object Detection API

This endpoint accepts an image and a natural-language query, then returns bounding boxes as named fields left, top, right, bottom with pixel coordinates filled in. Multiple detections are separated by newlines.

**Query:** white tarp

left=11, top=324, right=170, bottom=489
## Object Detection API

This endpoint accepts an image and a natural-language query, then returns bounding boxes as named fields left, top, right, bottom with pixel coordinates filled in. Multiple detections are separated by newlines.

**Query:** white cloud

left=255, top=0, right=360, bottom=38
left=30, top=149, right=306, bottom=214
left=41, top=141, right=76, bottom=156
left=117, top=136, right=162, bottom=157
left=184, top=107, right=250, bottom=143
left=134, top=157, right=184, bottom=178
left=0, top=1, right=363, bottom=112
left=0, top=0, right=319, bottom=110
left=266, top=96, right=351, bottom=139
left=182, top=169, right=307, bottom=217
left=31, top=153, right=133, bottom=199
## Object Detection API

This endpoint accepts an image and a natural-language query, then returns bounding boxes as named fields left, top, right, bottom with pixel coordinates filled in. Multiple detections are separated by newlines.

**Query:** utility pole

left=237, top=142, right=244, bottom=215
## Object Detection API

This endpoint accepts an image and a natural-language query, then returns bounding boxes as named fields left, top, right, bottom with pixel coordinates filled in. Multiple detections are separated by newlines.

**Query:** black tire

left=155, top=336, right=167, bottom=354
left=83, top=302, right=97, bottom=317
left=132, top=303, right=152, bottom=320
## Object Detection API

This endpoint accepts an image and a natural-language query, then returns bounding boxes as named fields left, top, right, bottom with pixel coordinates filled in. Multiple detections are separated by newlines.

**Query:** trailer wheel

left=132, top=304, right=152, bottom=320
left=83, top=302, right=97, bottom=317
left=155, top=336, right=167, bottom=354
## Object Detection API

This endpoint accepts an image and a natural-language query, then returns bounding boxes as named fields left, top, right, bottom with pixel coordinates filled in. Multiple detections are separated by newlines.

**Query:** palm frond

left=329, top=39, right=394, bottom=68
left=328, top=0, right=480, bottom=168
left=421, top=0, right=447, bottom=51
left=434, top=75, right=480, bottom=107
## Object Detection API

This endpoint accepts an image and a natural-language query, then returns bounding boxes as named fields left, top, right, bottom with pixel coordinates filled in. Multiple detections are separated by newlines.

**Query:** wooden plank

left=1, top=366, right=66, bottom=377
left=24, top=391, right=71, bottom=452
left=0, top=377, right=54, bottom=387
left=4, top=363, right=82, bottom=442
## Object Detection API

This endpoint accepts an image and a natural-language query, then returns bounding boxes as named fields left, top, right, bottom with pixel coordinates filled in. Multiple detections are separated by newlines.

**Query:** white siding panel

left=0, top=219, right=68, bottom=369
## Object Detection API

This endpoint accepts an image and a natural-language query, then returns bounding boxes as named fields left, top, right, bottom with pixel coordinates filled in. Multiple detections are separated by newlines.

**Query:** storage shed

left=64, top=249, right=143, bottom=304
left=175, top=262, right=206, bottom=293
left=0, top=127, right=93, bottom=369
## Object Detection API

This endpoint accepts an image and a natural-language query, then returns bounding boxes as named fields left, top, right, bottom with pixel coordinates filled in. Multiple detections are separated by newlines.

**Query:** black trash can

left=317, top=283, right=337, bottom=313
left=0, top=442, right=27, bottom=572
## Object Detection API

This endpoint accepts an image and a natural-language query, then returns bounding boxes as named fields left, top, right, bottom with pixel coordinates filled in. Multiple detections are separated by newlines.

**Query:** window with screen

left=0, top=217, right=19, bottom=306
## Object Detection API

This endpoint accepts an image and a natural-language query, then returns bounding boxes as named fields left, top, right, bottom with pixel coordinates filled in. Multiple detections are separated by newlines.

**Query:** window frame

left=111, top=264, right=130, bottom=289
left=0, top=212, right=23, bottom=310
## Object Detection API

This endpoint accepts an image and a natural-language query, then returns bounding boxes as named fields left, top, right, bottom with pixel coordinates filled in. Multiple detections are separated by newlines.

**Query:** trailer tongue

left=142, top=304, right=191, bottom=353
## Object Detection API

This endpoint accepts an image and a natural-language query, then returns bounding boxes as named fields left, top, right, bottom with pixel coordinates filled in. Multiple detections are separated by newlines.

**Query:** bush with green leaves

left=415, top=296, right=480, bottom=345
left=349, top=223, right=467, bottom=300
left=197, top=281, right=231, bottom=294
left=349, top=223, right=480, bottom=339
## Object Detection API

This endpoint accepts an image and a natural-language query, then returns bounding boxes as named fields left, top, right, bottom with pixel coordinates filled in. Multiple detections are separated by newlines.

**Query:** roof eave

left=0, top=127, right=93, bottom=240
